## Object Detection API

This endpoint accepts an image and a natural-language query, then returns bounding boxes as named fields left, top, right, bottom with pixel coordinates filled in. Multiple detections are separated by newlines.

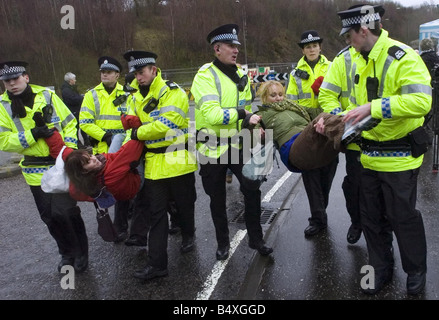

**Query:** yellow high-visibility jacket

left=0, top=85, right=77, bottom=185
left=191, top=62, right=253, bottom=159
left=319, top=46, right=360, bottom=151
left=79, top=82, right=127, bottom=154
left=127, top=69, right=197, bottom=180
left=286, top=54, right=331, bottom=108
left=347, top=29, right=432, bottom=172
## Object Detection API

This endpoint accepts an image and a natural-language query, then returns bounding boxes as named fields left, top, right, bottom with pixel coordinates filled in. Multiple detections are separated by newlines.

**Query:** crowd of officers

left=0, top=3, right=433, bottom=296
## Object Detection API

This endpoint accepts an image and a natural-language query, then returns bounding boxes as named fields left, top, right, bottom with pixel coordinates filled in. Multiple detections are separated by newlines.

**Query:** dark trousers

left=360, top=168, right=427, bottom=275
left=138, top=173, right=196, bottom=269
left=30, top=186, right=88, bottom=259
left=199, top=152, right=263, bottom=248
left=114, top=200, right=130, bottom=234
left=301, top=156, right=338, bottom=226
left=342, top=150, right=363, bottom=227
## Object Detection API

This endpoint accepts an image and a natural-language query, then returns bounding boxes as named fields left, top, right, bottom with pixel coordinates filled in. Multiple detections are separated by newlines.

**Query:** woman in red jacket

left=43, top=114, right=144, bottom=203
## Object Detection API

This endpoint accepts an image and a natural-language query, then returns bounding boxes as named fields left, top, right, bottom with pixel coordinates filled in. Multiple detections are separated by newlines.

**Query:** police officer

left=123, top=50, right=198, bottom=280
left=79, top=56, right=131, bottom=242
left=286, top=30, right=338, bottom=237
left=339, top=4, right=432, bottom=295
left=319, top=45, right=364, bottom=244
left=191, top=24, right=273, bottom=260
left=0, top=61, right=89, bottom=273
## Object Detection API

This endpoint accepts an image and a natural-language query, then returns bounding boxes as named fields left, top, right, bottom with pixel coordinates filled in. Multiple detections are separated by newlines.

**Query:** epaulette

left=388, top=45, right=406, bottom=60
left=336, top=45, right=351, bottom=57
left=166, top=80, right=178, bottom=90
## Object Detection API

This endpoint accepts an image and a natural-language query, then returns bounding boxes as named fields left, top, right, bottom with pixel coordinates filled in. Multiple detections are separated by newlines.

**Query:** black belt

left=360, top=136, right=411, bottom=152
left=147, top=143, right=188, bottom=154
left=22, top=155, right=56, bottom=166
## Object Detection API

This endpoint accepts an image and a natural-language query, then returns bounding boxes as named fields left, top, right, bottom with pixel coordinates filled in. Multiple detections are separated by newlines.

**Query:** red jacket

left=45, top=131, right=144, bottom=201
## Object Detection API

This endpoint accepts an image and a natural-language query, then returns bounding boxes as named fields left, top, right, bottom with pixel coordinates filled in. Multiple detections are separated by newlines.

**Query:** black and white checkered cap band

left=301, top=37, right=321, bottom=44
left=210, top=33, right=240, bottom=44
left=100, top=63, right=120, bottom=72
left=0, top=66, right=26, bottom=77
left=128, top=58, right=156, bottom=70
left=342, top=12, right=381, bottom=28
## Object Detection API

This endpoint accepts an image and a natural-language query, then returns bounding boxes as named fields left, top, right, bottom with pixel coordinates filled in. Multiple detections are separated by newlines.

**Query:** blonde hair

left=256, top=80, right=285, bottom=104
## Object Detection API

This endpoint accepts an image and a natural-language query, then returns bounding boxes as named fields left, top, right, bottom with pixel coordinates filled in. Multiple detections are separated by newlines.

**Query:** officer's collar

left=366, top=29, right=387, bottom=62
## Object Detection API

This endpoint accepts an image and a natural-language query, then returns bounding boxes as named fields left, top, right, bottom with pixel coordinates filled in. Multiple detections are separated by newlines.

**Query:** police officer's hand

left=31, top=126, right=55, bottom=140
left=343, top=103, right=371, bottom=125
left=101, top=132, right=113, bottom=146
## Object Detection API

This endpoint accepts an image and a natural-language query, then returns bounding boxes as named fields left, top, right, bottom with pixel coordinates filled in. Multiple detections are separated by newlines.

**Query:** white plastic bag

left=242, top=141, right=274, bottom=183
left=41, top=146, right=70, bottom=193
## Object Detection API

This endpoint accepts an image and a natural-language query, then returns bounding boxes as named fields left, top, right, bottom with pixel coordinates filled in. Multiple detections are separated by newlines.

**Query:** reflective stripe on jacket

left=347, top=29, right=432, bottom=172
left=0, top=85, right=78, bottom=186
left=79, top=82, right=127, bottom=154
left=191, top=62, right=253, bottom=159
left=286, top=54, right=331, bottom=108
left=127, top=69, right=197, bottom=180
left=319, top=46, right=360, bottom=151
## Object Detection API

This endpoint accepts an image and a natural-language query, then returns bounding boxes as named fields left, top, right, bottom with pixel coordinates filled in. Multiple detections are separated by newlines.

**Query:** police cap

left=298, top=30, right=323, bottom=48
left=207, top=24, right=241, bottom=45
left=98, top=56, right=122, bottom=73
left=337, top=4, right=385, bottom=36
left=123, top=51, right=158, bottom=73
left=0, top=61, right=28, bottom=81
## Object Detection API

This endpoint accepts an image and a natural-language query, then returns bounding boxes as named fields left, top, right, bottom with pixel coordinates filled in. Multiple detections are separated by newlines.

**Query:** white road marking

left=196, top=170, right=293, bottom=300
left=196, top=229, right=247, bottom=300
left=262, top=171, right=292, bottom=203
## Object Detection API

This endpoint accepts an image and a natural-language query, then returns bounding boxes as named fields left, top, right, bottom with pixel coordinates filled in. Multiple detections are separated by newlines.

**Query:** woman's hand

left=314, top=117, right=325, bottom=135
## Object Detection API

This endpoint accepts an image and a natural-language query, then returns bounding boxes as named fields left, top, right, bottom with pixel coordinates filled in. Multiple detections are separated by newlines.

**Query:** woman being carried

left=255, top=80, right=345, bottom=172
left=39, top=112, right=145, bottom=204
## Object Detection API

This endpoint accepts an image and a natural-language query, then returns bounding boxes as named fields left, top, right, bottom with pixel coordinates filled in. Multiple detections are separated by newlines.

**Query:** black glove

left=129, top=161, right=140, bottom=174
left=42, top=104, right=53, bottom=123
left=130, top=128, right=139, bottom=141
left=31, top=126, right=55, bottom=140
left=101, top=132, right=113, bottom=146
left=32, top=112, right=46, bottom=127
left=89, top=136, right=99, bottom=147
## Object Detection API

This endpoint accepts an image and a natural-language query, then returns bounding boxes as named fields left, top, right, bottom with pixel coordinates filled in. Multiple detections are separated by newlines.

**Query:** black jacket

left=421, top=50, right=439, bottom=79
left=61, top=81, right=83, bottom=115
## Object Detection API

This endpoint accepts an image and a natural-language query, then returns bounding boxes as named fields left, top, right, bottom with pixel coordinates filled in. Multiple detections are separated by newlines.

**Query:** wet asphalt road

left=1, top=136, right=439, bottom=304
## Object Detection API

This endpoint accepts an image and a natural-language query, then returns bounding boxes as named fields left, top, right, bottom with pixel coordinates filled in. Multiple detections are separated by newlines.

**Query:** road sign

left=253, top=73, right=288, bottom=83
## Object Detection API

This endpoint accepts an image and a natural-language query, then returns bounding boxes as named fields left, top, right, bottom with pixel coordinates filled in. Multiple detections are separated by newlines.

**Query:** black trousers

left=301, top=156, right=338, bottom=226
left=114, top=200, right=130, bottom=234
left=138, top=172, right=196, bottom=269
left=342, top=150, right=363, bottom=227
left=360, top=168, right=427, bottom=275
left=199, top=151, right=263, bottom=248
left=30, top=186, right=88, bottom=259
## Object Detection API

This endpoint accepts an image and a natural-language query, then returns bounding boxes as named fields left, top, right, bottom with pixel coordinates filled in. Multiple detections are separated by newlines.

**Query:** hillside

left=0, top=0, right=436, bottom=94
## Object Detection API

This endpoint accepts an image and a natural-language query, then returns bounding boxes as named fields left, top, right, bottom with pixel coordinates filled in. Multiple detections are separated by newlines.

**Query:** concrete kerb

left=0, top=154, right=22, bottom=179
left=237, top=172, right=303, bottom=299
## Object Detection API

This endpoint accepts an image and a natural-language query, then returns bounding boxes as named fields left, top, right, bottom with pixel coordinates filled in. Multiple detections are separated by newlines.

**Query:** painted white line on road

left=262, top=171, right=292, bottom=203
left=196, top=229, right=247, bottom=300
left=196, top=171, right=293, bottom=300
